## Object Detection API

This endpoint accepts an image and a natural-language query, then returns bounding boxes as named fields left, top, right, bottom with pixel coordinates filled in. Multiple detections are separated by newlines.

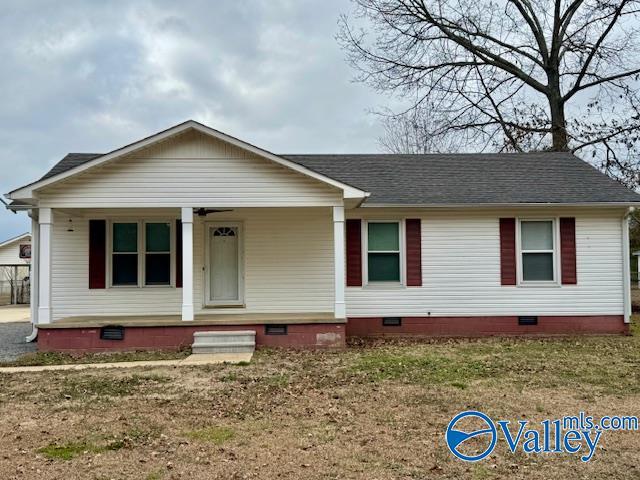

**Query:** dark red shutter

left=560, top=217, right=577, bottom=285
left=499, top=218, right=516, bottom=285
left=346, top=219, right=362, bottom=287
left=88, top=220, right=106, bottom=289
left=176, top=219, right=183, bottom=288
left=405, top=219, right=422, bottom=286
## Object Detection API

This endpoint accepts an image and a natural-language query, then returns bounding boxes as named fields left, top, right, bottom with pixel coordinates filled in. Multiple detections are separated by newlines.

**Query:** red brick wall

left=38, top=323, right=346, bottom=353
left=38, top=315, right=629, bottom=353
left=346, top=315, right=628, bottom=337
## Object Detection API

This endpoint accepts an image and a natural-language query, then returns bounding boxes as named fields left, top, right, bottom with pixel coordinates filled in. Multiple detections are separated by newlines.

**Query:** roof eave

left=359, top=201, right=640, bottom=208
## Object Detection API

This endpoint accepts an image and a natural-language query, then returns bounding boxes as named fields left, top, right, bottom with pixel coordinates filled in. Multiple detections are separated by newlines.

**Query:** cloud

left=0, top=0, right=387, bottom=239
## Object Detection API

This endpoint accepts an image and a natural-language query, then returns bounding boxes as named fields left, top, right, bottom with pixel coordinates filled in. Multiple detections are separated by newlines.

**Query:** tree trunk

left=548, top=95, right=568, bottom=150
left=547, top=66, right=569, bottom=151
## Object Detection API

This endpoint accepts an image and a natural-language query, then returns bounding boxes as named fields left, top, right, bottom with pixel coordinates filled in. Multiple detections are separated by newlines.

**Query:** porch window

left=112, top=222, right=138, bottom=286
left=519, top=220, right=556, bottom=282
left=110, top=220, right=173, bottom=287
left=145, top=222, right=171, bottom=286
left=367, top=222, right=401, bottom=282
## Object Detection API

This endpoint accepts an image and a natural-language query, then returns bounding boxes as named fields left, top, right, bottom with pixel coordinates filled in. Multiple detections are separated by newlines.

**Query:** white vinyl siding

left=48, top=206, right=626, bottom=321
left=346, top=208, right=626, bottom=317
left=49, top=208, right=334, bottom=320
left=51, top=211, right=181, bottom=319
left=36, top=130, right=341, bottom=208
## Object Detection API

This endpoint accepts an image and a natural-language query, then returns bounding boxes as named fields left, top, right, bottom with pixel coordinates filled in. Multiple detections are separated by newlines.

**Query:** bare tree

left=338, top=0, right=640, bottom=186
left=1, top=266, right=17, bottom=305
left=378, top=106, right=459, bottom=153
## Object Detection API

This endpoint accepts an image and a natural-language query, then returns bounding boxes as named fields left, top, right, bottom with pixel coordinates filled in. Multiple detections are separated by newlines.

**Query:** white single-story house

left=5, top=120, right=640, bottom=351
left=0, top=233, right=31, bottom=305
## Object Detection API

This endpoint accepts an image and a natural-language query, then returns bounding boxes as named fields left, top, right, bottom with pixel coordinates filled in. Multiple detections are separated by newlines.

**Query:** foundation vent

left=518, top=316, right=538, bottom=326
left=382, top=317, right=402, bottom=327
left=265, top=325, right=288, bottom=335
left=100, top=325, right=125, bottom=341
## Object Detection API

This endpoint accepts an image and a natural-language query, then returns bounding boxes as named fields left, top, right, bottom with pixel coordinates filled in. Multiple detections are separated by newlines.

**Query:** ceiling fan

left=194, top=208, right=234, bottom=217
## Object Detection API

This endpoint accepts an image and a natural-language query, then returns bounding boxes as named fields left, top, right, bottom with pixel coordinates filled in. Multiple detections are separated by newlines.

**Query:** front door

left=206, top=223, right=243, bottom=306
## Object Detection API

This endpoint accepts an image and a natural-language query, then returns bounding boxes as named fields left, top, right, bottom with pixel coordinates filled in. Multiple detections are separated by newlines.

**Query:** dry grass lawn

left=1, top=324, right=639, bottom=479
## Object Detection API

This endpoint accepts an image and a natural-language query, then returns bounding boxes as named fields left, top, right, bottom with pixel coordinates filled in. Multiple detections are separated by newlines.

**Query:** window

left=145, top=222, right=171, bottom=286
left=519, top=220, right=555, bottom=282
left=367, top=222, right=401, bottom=282
left=112, top=222, right=138, bottom=286
left=110, top=220, right=172, bottom=287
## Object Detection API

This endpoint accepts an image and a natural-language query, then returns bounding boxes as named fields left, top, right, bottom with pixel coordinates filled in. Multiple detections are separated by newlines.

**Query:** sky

left=0, top=0, right=391, bottom=240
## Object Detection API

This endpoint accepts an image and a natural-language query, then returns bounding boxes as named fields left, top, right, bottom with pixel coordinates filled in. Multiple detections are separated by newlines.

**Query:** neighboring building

left=0, top=233, right=31, bottom=305
left=5, top=120, right=639, bottom=351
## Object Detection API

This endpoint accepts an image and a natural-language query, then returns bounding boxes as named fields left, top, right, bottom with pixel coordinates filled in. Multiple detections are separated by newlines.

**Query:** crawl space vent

left=265, top=324, right=288, bottom=335
left=518, top=316, right=538, bottom=326
left=382, top=317, right=402, bottom=327
left=100, top=325, right=125, bottom=340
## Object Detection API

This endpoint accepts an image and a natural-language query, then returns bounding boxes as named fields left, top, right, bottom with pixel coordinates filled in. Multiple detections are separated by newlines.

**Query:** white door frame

left=204, top=221, right=245, bottom=307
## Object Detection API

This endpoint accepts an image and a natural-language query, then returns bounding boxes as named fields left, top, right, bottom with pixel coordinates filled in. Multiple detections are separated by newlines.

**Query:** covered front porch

left=31, top=205, right=348, bottom=350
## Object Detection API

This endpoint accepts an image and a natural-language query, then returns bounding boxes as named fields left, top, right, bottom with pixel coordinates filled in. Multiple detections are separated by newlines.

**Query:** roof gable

left=7, top=120, right=367, bottom=200
left=31, top=129, right=348, bottom=208
left=0, top=233, right=31, bottom=249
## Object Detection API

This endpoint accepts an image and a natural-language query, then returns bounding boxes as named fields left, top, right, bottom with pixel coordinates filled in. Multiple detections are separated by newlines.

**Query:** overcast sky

left=0, top=0, right=391, bottom=239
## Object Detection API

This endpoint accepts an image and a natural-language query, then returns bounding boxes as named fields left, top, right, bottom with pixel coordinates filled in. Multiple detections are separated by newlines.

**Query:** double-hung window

left=110, top=221, right=172, bottom=287
left=519, top=219, right=556, bottom=283
left=112, top=222, right=139, bottom=286
left=144, top=222, right=171, bottom=286
left=367, top=222, right=401, bottom=283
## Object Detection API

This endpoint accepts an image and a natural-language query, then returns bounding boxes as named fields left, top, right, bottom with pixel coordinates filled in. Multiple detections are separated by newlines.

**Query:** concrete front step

left=191, top=330, right=256, bottom=355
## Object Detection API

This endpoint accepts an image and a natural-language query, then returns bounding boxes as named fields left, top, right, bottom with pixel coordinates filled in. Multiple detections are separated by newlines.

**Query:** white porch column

left=38, top=207, right=52, bottom=324
left=333, top=206, right=346, bottom=319
left=27, top=215, right=39, bottom=341
left=622, top=212, right=632, bottom=324
left=181, top=207, right=194, bottom=321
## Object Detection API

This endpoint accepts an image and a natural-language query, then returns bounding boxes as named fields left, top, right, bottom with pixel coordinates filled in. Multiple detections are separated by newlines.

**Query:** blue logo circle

left=446, top=411, right=497, bottom=462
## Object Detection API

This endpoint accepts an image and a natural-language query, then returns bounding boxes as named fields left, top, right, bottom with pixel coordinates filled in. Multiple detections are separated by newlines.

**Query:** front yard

left=0, top=324, right=639, bottom=479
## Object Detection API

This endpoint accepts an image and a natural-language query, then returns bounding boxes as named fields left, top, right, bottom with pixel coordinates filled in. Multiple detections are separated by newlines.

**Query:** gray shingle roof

left=40, top=153, right=102, bottom=181
left=283, top=152, right=640, bottom=205
left=36, top=151, right=640, bottom=205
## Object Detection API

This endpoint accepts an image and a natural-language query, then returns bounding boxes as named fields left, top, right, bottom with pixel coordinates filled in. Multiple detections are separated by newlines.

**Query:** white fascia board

left=7, top=120, right=368, bottom=201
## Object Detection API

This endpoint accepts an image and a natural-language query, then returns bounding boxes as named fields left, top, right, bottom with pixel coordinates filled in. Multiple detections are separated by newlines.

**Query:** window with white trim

left=519, top=219, right=556, bottom=282
left=110, top=221, right=172, bottom=287
left=367, top=222, right=401, bottom=282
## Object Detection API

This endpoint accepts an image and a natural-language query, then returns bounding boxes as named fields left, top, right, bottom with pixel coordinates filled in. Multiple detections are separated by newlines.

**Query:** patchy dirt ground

left=0, top=330, right=639, bottom=479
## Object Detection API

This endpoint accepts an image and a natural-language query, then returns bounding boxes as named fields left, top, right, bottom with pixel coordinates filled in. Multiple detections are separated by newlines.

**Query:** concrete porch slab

left=37, top=312, right=341, bottom=329
left=182, top=352, right=253, bottom=365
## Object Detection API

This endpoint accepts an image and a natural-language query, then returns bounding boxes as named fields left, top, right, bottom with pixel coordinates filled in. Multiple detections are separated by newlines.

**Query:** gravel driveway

left=0, top=322, right=37, bottom=362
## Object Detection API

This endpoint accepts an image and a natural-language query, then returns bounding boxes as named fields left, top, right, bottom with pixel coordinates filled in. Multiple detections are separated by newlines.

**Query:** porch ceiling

left=37, top=312, right=342, bottom=329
